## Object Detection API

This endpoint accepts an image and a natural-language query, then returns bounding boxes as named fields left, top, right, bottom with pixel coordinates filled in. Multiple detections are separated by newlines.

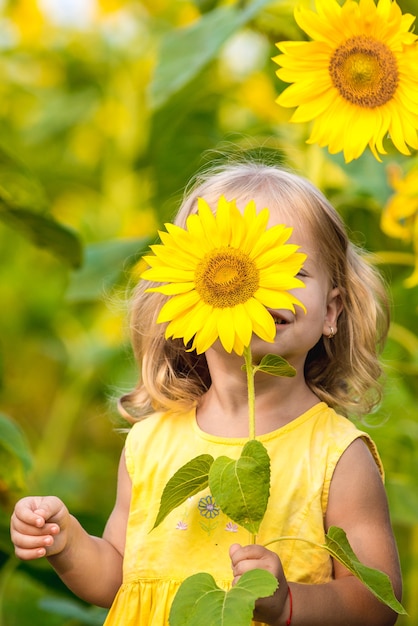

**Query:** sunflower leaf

left=150, top=0, right=273, bottom=110
left=253, top=354, right=296, bottom=378
left=0, top=203, right=82, bottom=268
left=169, top=569, right=278, bottom=626
left=152, top=454, right=214, bottom=530
left=208, top=440, right=270, bottom=534
left=66, top=238, right=151, bottom=302
left=325, top=526, right=406, bottom=615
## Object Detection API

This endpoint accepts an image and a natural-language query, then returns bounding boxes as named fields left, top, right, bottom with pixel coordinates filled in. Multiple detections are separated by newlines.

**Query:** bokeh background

left=0, top=0, right=417, bottom=624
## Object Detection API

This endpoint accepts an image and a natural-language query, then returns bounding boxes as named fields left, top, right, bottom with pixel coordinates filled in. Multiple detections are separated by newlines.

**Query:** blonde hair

left=120, top=161, right=390, bottom=421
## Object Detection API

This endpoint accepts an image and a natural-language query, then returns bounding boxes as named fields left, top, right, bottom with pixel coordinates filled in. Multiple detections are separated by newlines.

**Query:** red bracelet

left=286, top=586, right=293, bottom=626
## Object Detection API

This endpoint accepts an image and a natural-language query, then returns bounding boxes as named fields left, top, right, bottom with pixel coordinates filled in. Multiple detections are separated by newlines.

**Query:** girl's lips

left=268, top=309, right=292, bottom=325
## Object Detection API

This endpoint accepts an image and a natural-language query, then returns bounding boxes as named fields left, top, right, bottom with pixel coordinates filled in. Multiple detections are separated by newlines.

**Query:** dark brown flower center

left=195, top=247, right=259, bottom=308
left=329, top=35, right=398, bottom=108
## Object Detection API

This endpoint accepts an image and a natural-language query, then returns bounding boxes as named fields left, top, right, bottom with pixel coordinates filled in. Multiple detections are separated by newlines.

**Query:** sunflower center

left=195, top=247, right=259, bottom=308
left=329, top=35, right=398, bottom=108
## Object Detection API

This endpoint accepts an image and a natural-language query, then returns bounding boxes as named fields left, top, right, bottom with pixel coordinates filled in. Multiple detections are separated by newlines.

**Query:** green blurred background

left=0, top=0, right=417, bottom=624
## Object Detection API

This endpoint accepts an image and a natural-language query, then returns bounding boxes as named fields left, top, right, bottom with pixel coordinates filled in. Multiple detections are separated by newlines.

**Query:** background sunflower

left=1, top=0, right=417, bottom=624
left=274, top=0, right=418, bottom=162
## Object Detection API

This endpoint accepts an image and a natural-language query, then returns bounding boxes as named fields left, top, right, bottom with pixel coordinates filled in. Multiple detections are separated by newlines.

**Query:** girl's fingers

left=14, top=532, right=54, bottom=550
left=15, top=545, right=48, bottom=560
left=12, top=529, right=58, bottom=560
left=12, top=512, right=60, bottom=537
left=11, top=498, right=66, bottom=562
left=230, top=543, right=265, bottom=566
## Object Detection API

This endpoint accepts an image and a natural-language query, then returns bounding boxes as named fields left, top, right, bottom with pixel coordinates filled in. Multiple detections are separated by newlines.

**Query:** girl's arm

left=230, top=438, right=402, bottom=626
left=10, top=449, right=131, bottom=608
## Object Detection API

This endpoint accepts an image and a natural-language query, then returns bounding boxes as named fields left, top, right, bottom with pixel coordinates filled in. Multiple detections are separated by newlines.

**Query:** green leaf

left=253, top=354, right=296, bottom=377
left=0, top=205, right=82, bottom=268
left=0, top=413, right=32, bottom=472
left=0, top=143, right=47, bottom=212
left=330, top=150, right=392, bottom=205
left=0, top=143, right=82, bottom=267
left=0, top=413, right=33, bottom=505
left=40, top=597, right=108, bottom=625
left=169, top=569, right=278, bottom=626
left=152, top=454, right=214, bottom=529
left=209, top=440, right=270, bottom=534
left=325, top=526, right=406, bottom=615
left=66, top=237, right=151, bottom=302
left=149, top=0, right=273, bottom=110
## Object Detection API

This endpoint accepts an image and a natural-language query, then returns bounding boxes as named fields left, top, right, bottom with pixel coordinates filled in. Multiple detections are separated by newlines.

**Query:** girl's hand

left=10, top=496, right=70, bottom=560
left=229, top=543, right=290, bottom=625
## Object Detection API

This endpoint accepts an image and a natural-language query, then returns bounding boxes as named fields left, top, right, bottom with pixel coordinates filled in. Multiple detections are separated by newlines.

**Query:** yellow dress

left=103, top=402, right=383, bottom=626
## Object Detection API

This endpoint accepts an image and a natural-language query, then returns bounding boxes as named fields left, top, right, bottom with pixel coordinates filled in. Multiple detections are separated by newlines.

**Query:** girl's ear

left=323, top=287, right=343, bottom=337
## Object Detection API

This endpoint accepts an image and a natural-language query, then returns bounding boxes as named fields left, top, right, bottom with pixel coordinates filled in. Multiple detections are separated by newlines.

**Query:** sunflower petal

left=217, top=308, right=236, bottom=353
left=157, top=291, right=201, bottom=324
left=192, top=311, right=220, bottom=354
left=243, top=299, right=276, bottom=343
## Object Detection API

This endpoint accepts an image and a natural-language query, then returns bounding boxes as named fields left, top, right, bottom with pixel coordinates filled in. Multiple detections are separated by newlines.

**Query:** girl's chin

left=205, top=336, right=283, bottom=359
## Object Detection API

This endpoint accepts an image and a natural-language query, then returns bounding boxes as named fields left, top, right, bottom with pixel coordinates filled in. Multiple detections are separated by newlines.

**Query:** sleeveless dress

left=103, top=402, right=383, bottom=626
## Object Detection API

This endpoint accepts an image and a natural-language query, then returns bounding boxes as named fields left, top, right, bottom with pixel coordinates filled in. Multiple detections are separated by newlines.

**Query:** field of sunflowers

left=0, top=0, right=417, bottom=624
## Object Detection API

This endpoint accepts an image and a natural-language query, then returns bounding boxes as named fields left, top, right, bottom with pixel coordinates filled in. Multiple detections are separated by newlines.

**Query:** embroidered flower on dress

left=225, top=522, right=238, bottom=532
left=198, top=495, right=220, bottom=519
left=176, top=521, right=188, bottom=530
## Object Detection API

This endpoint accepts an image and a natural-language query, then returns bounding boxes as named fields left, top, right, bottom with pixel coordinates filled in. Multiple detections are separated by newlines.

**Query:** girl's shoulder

left=123, top=408, right=197, bottom=481
left=125, top=408, right=195, bottom=450
left=316, top=404, right=384, bottom=479
left=277, top=403, right=384, bottom=479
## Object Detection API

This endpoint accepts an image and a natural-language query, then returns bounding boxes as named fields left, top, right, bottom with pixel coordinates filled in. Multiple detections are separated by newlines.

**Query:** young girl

left=11, top=162, right=402, bottom=626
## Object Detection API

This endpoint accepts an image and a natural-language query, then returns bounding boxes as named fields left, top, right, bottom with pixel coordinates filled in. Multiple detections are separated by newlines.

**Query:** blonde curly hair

left=120, top=161, right=390, bottom=422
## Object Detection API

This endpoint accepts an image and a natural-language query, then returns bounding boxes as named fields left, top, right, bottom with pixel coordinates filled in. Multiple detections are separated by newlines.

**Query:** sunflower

left=141, top=196, right=306, bottom=355
left=381, top=164, right=418, bottom=287
left=273, top=0, right=418, bottom=163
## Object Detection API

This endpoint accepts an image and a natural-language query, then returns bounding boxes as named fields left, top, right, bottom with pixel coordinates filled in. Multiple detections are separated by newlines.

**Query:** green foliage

left=150, top=0, right=275, bottom=109
left=0, top=413, right=32, bottom=508
left=0, top=413, right=32, bottom=474
left=251, top=354, right=296, bottom=377
left=153, top=455, right=213, bottom=529
left=0, top=208, right=82, bottom=268
left=169, top=570, right=278, bottom=626
left=156, top=429, right=404, bottom=624
left=40, top=597, right=108, bottom=625
left=66, top=238, right=151, bottom=302
left=0, top=0, right=417, bottom=624
left=208, top=440, right=270, bottom=535
left=323, top=527, right=406, bottom=614
left=0, top=145, right=82, bottom=267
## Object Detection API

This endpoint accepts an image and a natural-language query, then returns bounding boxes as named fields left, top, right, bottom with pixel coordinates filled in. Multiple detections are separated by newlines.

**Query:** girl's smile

left=267, top=309, right=293, bottom=327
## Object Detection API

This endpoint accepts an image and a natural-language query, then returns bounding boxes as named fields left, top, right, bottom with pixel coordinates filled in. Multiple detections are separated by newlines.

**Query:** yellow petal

left=192, top=312, right=219, bottom=354
left=141, top=266, right=195, bottom=282
left=146, top=282, right=195, bottom=295
left=217, top=308, right=236, bottom=353
left=157, top=290, right=201, bottom=323
left=243, top=299, right=276, bottom=342
left=231, top=303, right=253, bottom=348
left=255, top=287, right=305, bottom=312
left=197, top=196, right=224, bottom=248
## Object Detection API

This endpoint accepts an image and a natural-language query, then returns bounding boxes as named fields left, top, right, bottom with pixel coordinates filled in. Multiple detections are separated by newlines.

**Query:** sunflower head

left=381, top=164, right=418, bottom=287
left=141, top=196, right=307, bottom=355
left=274, top=0, right=418, bottom=162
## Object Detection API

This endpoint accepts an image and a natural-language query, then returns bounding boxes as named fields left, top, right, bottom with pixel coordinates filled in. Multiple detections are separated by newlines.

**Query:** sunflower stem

left=243, top=345, right=257, bottom=545
left=243, top=345, right=256, bottom=441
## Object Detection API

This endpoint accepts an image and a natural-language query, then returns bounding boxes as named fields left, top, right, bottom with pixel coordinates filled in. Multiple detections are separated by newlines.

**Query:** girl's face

left=248, top=200, right=342, bottom=368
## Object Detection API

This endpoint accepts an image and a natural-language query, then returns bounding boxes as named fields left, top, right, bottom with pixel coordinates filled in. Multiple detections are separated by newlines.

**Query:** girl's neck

left=196, top=368, right=320, bottom=438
